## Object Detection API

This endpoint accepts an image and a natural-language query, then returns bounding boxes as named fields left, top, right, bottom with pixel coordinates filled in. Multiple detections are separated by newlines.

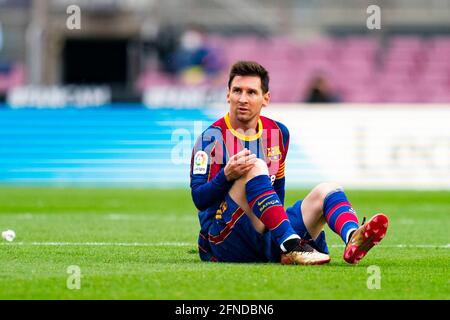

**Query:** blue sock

left=323, top=189, right=359, bottom=243
left=246, top=175, right=298, bottom=247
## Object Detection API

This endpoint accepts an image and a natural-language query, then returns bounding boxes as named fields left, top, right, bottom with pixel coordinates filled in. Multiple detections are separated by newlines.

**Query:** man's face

left=227, top=75, right=270, bottom=124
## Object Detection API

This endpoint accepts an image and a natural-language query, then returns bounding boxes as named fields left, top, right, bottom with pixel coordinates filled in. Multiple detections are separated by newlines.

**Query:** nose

left=238, top=92, right=248, bottom=104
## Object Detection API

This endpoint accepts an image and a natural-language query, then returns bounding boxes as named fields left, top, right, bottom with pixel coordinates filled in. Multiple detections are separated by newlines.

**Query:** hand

left=224, top=149, right=257, bottom=181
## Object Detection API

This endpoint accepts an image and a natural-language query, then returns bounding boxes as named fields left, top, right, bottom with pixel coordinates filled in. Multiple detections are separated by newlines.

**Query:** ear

left=226, top=91, right=230, bottom=104
left=262, top=91, right=270, bottom=107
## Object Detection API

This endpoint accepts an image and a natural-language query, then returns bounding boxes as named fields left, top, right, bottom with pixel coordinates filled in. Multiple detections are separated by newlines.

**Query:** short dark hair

left=228, top=61, right=270, bottom=93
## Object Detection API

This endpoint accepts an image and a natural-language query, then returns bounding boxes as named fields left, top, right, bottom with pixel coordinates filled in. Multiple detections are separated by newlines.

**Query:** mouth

left=237, top=107, right=249, bottom=113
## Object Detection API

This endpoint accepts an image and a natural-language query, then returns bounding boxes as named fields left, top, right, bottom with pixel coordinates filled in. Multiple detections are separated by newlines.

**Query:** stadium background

left=0, top=0, right=449, bottom=300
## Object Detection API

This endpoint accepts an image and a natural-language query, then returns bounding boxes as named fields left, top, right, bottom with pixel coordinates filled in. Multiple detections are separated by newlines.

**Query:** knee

left=252, top=158, right=269, bottom=173
left=312, top=182, right=343, bottom=202
left=241, top=158, right=269, bottom=182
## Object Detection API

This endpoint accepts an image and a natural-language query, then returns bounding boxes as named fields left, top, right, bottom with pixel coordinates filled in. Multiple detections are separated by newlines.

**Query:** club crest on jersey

left=215, top=201, right=227, bottom=219
left=267, top=146, right=281, bottom=161
left=193, top=151, right=208, bottom=174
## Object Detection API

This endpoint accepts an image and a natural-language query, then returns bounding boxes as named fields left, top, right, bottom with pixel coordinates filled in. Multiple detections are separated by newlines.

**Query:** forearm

left=191, top=169, right=234, bottom=211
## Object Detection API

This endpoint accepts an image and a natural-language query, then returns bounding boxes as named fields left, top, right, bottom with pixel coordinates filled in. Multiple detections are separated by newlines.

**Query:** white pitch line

left=0, top=242, right=193, bottom=247
left=0, top=242, right=449, bottom=249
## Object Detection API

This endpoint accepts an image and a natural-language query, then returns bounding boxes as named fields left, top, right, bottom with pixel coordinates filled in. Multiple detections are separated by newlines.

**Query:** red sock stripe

left=260, top=206, right=289, bottom=230
left=248, top=190, right=275, bottom=209
left=335, top=212, right=359, bottom=235
left=325, top=201, right=352, bottom=222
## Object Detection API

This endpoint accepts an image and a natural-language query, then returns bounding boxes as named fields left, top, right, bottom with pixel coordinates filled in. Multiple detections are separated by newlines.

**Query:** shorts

left=198, top=194, right=329, bottom=263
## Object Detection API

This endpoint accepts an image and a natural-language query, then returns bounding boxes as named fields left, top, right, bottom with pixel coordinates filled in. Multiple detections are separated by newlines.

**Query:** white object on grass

left=2, top=230, right=15, bottom=242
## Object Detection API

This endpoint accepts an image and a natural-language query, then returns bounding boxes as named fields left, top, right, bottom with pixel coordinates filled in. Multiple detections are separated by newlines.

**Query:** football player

left=190, top=61, right=388, bottom=265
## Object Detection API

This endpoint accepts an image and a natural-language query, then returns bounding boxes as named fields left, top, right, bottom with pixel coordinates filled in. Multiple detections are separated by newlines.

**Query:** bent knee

left=314, top=182, right=343, bottom=200
left=241, top=158, right=269, bottom=182
left=252, top=158, right=269, bottom=173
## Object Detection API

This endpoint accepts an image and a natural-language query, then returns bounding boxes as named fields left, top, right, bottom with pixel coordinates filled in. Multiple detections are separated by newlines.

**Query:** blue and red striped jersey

left=190, top=112, right=290, bottom=231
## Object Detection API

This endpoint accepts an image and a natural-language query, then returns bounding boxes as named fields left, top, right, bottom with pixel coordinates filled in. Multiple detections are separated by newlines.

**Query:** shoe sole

left=344, top=213, right=388, bottom=264
left=281, top=255, right=331, bottom=266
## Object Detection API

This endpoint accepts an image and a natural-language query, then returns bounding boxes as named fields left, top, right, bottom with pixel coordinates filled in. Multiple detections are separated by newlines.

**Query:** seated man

left=190, top=60, right=388, bottom=265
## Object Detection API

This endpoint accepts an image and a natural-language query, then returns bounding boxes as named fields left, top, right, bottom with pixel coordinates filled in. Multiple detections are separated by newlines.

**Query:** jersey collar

left=224, top=112, right=263, bottom=141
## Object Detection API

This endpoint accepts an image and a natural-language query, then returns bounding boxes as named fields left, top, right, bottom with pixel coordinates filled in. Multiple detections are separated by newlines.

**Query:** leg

left=230, top=158, right=299, bottom=246
left=318, top=182, right=360, bottom=244
left=207, top=193, right=270, bottom=262
left=228, top=159, right=268, bottom=234
left=300, top=182, right=343, bottom=240
left=206, top=159, right=282, bottom=262
left=285, top=200, right=330, bottom=255
left=300, top=181, right=389, bottom=264
left=231, top=159, right=330, bottom=265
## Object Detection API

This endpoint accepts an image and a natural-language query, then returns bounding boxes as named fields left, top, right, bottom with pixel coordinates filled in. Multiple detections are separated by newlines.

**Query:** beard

left=236, top=112, right=251, bottom=122
left=235, top=108, right=257, bottom=122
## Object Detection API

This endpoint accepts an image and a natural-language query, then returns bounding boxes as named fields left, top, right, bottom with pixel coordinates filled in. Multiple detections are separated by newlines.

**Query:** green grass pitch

left=0, top=186, right=448, bottom=299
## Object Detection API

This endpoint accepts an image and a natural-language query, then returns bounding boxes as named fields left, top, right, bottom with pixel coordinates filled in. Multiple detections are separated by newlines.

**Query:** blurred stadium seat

left=0, top=0, right=449, bottom=103
left=0, top=62, right=25, bottom=94
left=137, top=34, right=450, bottom=103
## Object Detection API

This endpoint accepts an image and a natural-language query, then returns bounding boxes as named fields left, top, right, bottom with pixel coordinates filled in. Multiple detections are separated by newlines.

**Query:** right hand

left=224, top=148, right=257, bottom=181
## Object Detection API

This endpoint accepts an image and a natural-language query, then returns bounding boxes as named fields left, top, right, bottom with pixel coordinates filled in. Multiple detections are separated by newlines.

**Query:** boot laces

left=293, top=238, right=315, bottom=253
left=361, top=216, right=366, bottom=226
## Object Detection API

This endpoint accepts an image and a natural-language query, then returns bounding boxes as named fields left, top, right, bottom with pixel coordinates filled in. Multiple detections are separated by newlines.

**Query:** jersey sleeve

left=190, top=127, right=233, bottom=211
left=273, top=121, right=290, bottom=205
left=273, top=177, right=286, bottom=205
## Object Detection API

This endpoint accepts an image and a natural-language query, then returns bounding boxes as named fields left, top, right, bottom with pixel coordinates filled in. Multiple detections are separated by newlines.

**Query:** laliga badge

left=193, top=151, right=208, bottom=174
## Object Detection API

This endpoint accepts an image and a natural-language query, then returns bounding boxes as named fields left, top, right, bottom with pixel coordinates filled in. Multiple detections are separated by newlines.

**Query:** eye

left=232, top=88, right=241, bottom=93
